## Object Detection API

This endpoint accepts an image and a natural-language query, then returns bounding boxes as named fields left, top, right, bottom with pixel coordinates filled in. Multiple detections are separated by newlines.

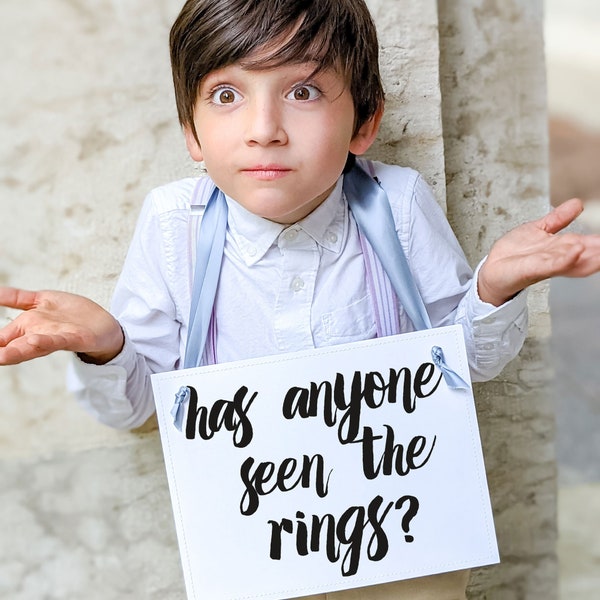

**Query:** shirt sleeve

left=66, top=332, right=156, bottom=429
left=378, top=163, right=528, bottom=381
left=66, top=184, right=191, bottom=429
left=454, top=260, right=528, bottom=381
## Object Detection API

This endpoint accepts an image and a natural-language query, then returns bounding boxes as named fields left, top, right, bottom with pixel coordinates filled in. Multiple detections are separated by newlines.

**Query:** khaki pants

left=300, top=570, right=470, bottom=600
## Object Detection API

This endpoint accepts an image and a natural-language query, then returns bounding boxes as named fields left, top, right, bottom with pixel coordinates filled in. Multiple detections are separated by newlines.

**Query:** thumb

left=538, top=198, right=584, bottom=235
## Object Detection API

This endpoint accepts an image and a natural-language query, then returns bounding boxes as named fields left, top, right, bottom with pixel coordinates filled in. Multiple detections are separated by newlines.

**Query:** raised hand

left=0, top=288, right=124, bottom=366
left=477, top=198, right=600, bottom=306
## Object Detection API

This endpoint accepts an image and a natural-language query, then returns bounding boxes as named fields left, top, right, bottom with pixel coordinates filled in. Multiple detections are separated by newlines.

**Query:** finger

left=507, top=238, right=586, bottom=287
left=0, top=287, right=38, bottom=311
left=525, top=234, right=600, bottom=280
left=0, top=319, right=26, bottom=347
left=0, top=339, right=51, bottom=365
left=538, top=198, right=584, bottom=235
left=0, top=333, right=66, bottom=365
left=561, top=242, right=600, bottom=277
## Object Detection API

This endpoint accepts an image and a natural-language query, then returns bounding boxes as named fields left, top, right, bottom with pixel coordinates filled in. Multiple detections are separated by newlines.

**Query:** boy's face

left=184, top=58, right=380, bottom=224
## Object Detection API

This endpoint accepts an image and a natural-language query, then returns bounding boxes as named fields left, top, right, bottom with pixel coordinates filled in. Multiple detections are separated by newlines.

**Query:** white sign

left=151, top=325, right=498, bottom=600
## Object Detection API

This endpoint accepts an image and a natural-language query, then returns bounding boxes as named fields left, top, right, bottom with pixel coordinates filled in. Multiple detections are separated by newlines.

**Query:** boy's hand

left=478, top=198, right=600, bottom=306
left=0, top=288, right=124, bottom=365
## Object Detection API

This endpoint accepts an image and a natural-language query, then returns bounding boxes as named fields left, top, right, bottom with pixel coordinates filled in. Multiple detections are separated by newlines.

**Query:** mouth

left=241, top=165, right=292, bottom=181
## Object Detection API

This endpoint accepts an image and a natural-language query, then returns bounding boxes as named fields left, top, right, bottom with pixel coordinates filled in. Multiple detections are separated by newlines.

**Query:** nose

left=243, top=96, right=288, bottom=146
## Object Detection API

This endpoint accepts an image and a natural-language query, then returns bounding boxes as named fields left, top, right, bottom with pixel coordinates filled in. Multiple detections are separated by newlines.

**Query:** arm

left=408, top=177, right=529, bottom=381
left=374, top=162, right=528, bottom=381
left=68, top=183, right=195, bottom=428
left=0, top=275, right=167, bottom=429
left=0, top=287, right=152, bottom=429
left=1, top=180, right=196, bottom=430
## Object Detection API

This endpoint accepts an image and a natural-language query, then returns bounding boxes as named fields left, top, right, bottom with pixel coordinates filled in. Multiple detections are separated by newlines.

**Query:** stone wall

left=1, top=3, right=193, bottom=598
left=0, top=0, right=554, bottom=598
left=438, top=2, right=556, bottom=598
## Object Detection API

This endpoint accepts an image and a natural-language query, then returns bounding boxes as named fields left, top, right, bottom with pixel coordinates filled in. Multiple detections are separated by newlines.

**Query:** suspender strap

left=357, top=229, right=400, bottom=337
left=343, top=164, right=432, bottom=332
left=183, top=185, right=228, bottom=370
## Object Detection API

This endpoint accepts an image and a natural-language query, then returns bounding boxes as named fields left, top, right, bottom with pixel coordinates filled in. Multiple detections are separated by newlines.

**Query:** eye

left=287, top=84, right=321, bottom=102
left=210, top=87, right=242, bottom=105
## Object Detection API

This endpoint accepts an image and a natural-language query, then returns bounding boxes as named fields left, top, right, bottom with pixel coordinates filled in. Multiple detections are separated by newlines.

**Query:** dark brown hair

left=170, top=0, right=385, bottom=138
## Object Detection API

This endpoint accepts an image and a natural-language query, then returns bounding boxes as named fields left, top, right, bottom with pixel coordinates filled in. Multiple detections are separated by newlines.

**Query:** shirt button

left=327, top=231, right=338, bottom=243
left=247, top=246, right=257, bottom=257
left=291, top=277, right=305, bottom=292
left=284, top=229, right=299, bottom=241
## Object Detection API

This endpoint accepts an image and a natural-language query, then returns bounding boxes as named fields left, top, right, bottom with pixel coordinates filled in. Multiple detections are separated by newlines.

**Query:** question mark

left=396, top=495, right=419, bottom=542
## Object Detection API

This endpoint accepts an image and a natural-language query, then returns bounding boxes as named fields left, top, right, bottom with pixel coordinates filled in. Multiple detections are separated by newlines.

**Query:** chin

left=241, top=197, right=298, bottom=222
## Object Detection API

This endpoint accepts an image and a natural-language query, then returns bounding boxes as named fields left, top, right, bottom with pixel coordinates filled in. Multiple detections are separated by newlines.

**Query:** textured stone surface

left=0, top=437, right=185, bottom=600
left=438, top=1, right=557, bottom=599
left=0, top=0, right=189, bottom=307
left=366, top=0, right=446, bottom=205
left=0, top=1, right=447, bottom=598
left=558, top=484, right=600, bottom=599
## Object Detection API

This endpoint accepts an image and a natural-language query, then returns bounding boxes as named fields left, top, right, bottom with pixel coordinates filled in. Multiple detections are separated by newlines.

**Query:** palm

left=0, top=288, right=123, bottom=365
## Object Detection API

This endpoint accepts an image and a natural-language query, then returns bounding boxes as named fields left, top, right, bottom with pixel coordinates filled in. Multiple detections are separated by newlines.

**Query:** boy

left=1, top=0, right=599, bottom=598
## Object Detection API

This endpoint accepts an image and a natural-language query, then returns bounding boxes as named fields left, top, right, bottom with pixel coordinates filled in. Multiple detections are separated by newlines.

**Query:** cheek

left=196, top=122, right=236, bottom=160
left=321, top=111, right=355, bottom=152
left=315, top=123, right=355, bottom=167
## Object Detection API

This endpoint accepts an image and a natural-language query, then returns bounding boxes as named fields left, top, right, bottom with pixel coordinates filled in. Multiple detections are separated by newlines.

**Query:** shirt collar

left=297, top=178, right=345, bottom=254
left=225, top=197, right=285, bottom=265
left=224, top=177, right=346, bottom=266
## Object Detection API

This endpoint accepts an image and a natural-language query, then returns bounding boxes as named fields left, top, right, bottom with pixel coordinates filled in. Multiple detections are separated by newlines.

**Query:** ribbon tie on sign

left=171, top=386, right=191, bottom=432
left=431, top=346, right=470, bottom=391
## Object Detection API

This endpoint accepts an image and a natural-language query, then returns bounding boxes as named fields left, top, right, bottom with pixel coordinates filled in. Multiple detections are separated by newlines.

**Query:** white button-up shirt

left=68, top=162, right=528, bottom=429
left=216, top=177, right=377, bottom=360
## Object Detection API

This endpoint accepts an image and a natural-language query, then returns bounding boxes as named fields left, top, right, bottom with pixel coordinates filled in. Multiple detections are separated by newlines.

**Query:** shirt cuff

left=67, top=334, right=140, bottom=428
left=462, top=259, right=529, bottom=380
left=467, top=258, right=529, bottom=323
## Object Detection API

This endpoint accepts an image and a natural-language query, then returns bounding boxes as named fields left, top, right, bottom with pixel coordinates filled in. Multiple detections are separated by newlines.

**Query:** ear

left=348, top=107, right=384, bottom=156
left=184, top=125, right=204, bottom=162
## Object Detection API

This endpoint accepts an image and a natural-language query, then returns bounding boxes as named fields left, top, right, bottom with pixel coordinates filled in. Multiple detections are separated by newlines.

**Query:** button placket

left=274, top=229, right=319, bottom=352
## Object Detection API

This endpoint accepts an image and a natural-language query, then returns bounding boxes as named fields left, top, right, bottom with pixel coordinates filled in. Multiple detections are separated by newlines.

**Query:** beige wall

left=0, top=0, right=554, bottom=598
left=438, top=2, right=556, bottom=598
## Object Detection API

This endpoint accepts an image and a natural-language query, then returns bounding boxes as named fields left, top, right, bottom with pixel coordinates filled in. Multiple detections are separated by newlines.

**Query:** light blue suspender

left=343, top=163, right=433, bottom=332
left=172, top=163, right=467, bottom=430
left=184, top=184, right=228, bottom=370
